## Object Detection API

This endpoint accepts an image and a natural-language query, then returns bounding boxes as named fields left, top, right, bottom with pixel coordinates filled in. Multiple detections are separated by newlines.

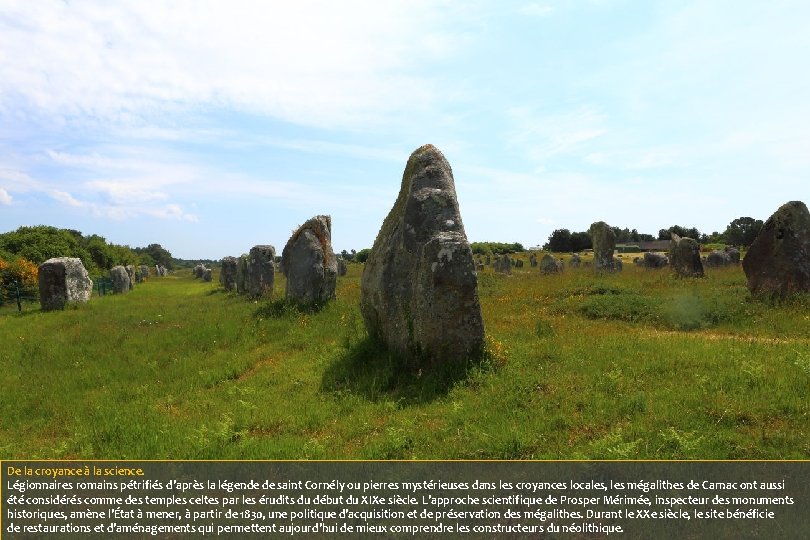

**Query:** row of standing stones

left=33, top=143, right=810, bottom=366
left=37, top=262, right=167, bottom=311
left=215, top=216, right=349, bottom=303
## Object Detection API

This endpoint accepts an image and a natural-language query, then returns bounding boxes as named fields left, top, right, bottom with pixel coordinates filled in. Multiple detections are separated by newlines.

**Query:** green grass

left=1, top=262, right=808, bottom=460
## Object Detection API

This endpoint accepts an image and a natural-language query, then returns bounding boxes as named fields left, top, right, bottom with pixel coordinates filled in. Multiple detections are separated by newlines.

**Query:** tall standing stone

left=221, top=257, right=238, bottom=291
left=38, top=257, right=93, bottom=311
left=236, top=254, right=249, bottom=294
left=360, top=144, right=485, bottom=365
left=669, top=233, right=704, bottom=277
left=248, top=245, right=276, bottom=299
left=110, top=266, right=131, bottom=293
left=589, top=221, right=618, bottom=271
left=202, top=268, right=213, bottom=282
left=337, top=258, right=348, bottom=277
left=125, top=265, right=135, bottom=289
left=743, top=201, right=810, bottom=298
left=282, top=215, right=338, bottom=305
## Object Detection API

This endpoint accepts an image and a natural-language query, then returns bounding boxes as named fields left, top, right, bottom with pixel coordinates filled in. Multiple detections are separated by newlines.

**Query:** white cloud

left=142, top=204, right=198, bottom=223
left=0, top=0, right=468, bottom=130
left=0, top=188, right=12, bottom=205
left=507, top=105, right=607, bottom=163
left=85, top=181, right=169, bottom=205
left=48, top=189, right=84, bottom=207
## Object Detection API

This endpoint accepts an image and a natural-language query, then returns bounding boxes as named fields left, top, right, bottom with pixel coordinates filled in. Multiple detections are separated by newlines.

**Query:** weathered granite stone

left=110, top=265, right=131, bottom=294
left=539, top=254, right=563, bottom=274
left=248, top=245, right=276, bottom=299
left=193, top=264, right=205, bottom=279
left=529, top=253, right=538, bottom=267
left=139, top=265, right=150, bottom=279
left=493, top=254, right=512, bottom=275
left=235, top=255, right=249, bottom=294
left=743, top=201, right=810, bottom=298
left=669, top=234, right=704, bottom=277
left=360, top=144, right=485, bottom=365
left=589, top=221, right=617, bottom=271
left=569, top=253, right=582, bottom=268
left=38, top=257, right=93, bottom=311
left=643, top=252, right=668, bottom=268
left=705, top=250, right=732, bottom=267
left=515, top=258, right=524, bottom=268
left=202, top=268, right=212, bottom=282
left=282, top=215, right=338, bottom=305
left=726, top=247, right=740, bottom=264
left=221, top=257, right=238, bottom=291
left=125, top=265, right=135, bottom=289
left=337, top=258, right=348, bottom=277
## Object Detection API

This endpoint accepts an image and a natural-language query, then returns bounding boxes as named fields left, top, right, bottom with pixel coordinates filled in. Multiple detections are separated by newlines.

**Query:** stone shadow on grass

left=205, top=288, right=229, bottom=296
left=253, top=298, right=330, bottom=319
left=319, top=336, right=490, bottom=406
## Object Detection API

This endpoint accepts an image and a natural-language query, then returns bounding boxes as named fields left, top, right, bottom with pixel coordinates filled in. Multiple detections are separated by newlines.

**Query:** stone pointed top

left=360, top=144, right=484, bottom=365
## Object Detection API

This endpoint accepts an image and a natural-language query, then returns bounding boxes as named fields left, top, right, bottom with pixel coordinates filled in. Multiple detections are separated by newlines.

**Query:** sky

left=1, top=0, right=809, bottom=260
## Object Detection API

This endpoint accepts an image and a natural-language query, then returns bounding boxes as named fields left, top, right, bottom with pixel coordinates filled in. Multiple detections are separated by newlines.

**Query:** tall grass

left=1, top=262, right=808, bottom=460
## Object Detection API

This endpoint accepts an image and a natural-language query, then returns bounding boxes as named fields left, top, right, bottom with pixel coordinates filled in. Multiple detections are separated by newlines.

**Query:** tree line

left=542, top=217, right=763, bottom=252
left=0, top=225, right=174, bottom=276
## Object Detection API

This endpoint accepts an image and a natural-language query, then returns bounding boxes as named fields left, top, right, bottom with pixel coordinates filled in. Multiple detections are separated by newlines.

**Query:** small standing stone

left=38, top=257, right=93, bottom=311
left=642, top=252, right=668, bottom=268
left=248, top=245, right=276, bottom=299
left=221, top=257, right=238, bottom=291
left=539, top=254, right=563, bottom=274
left=705, top=250, right=732, bottom=267
left=110, top=265, right=131, bottom=294
left=669, top=234, right=704, bottom=277
left=494, top=254, right=512, bottom=275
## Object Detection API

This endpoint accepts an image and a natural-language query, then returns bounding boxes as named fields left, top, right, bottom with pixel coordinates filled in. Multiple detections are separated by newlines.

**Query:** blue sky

left=1, top=0, right=808, bottom=259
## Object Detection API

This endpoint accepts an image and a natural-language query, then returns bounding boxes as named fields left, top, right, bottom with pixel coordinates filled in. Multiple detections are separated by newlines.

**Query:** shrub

left=0, top=256, right=39, bottom=304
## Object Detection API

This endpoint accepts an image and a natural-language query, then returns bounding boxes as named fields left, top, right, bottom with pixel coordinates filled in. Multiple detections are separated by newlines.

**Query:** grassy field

left=1, top=257, right=808, bottom=460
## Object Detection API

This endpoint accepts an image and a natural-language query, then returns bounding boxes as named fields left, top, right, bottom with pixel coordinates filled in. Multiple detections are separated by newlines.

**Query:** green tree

left=0, top=225, right=92, bottom=267
left=723, top=217, right=763, bottom=247
left=658, top=225, right=704, bottom=242
left=134, top=244, right=174, bottom=269
left=570, top=231, right=592, bottom=252
left=544, top=229, right=572, bottom=252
